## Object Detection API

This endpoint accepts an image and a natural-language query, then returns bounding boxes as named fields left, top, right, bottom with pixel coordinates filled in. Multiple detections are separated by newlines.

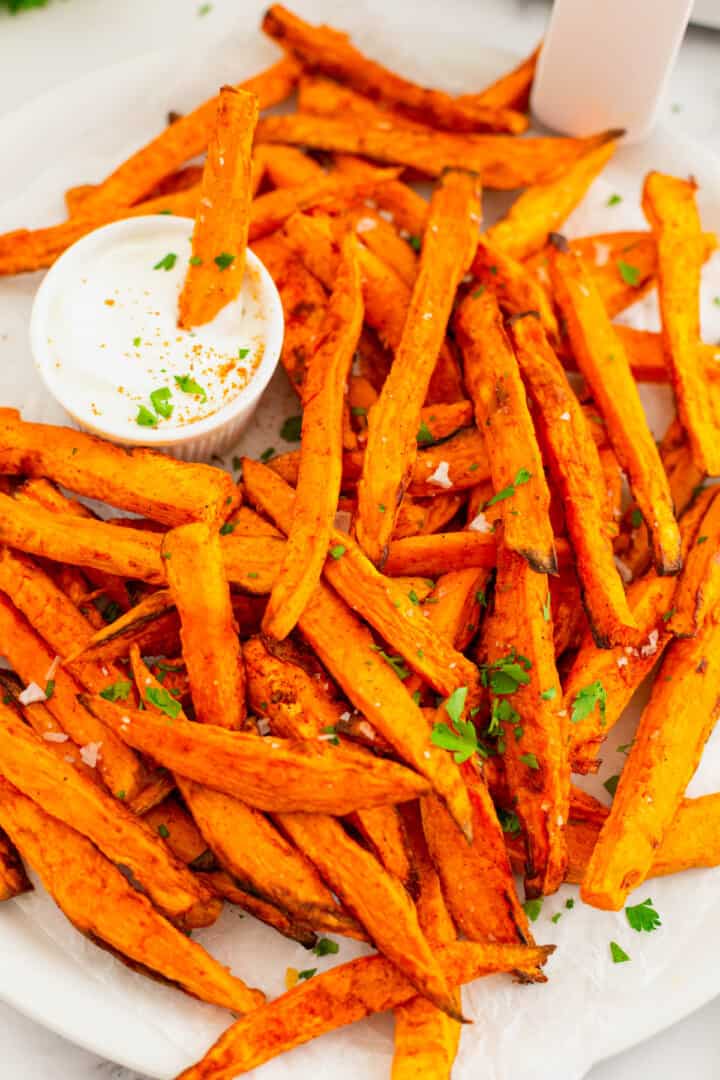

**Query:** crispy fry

left=394, top=493, right=465, bottom=539
left=471, top=238, right=560, bottom=344
left=333, top=154, right=428, bottom=235
left=0, top=672, right=97, bottom=781
left=176, top=939, right=552, bottom=1080
left=243, top=459, right=479, bottom=697
left=582, top=613, right=720, bottom=910
left=264, top=234, right=363, bottom=639
left=420, top=568, right=491, bottom=651
left=384, top=532, right=496, bottom=576
left=643, top=171, right=720, bottom=474
left=0, top=828, right=30, bottom=901
left=410, top=428, right=490, bottom=497
left=261, top=144, right=325, bottom=187
left=347, top=206, right=418, bottom=286
left=0, top=777, right=263, bottom=1013
left=257, top=113, right=620, bottom=187
left=178, top=87, right=258, bottom=329
left=277, top=812, right=460, bottom=1019
left=65, top=589, right=176, bottom=662
left=458, top=44, right=540, bottom=111
left=79, top=57, right=298, bottom=213
left=163, top=523, right=246, bottom=729
left=550, top=246, right=682, bottom=574
left=82, top=693, right=429, bottom=813
left=455, top=291, right=555, bottom=572
left=263, top=6, right=527, bottom=134
left=201, top=872, right=319, bottom=947
left=668, top=489, right=720, bottom=636
left=0, top=591, right=143, bottom=799
left=510, top=313, right=636, bottom=645
left=486, top=138, right=619, bottom=259
left=488, top=543, right=569, bottom=896
left=0, top=410, right=238, bottom=526
left=357, top=170, right=481, bottom=563
left=0, top=702, right=219, bottom=928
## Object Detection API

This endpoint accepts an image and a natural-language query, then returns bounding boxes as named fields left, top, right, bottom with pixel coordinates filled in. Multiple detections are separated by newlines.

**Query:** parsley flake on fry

left=617, top=260, right=641, bottom=286
left=485, top=467, right=532, bottom=509
left=146, top=687, right=181, bottom=719
left=571, top=680, right=607, bottom=725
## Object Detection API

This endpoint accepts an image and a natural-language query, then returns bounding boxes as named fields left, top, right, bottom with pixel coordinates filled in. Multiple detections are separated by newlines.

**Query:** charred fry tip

left=547, top=231, right=569, bottom=252
left=505, top=309, right=541, bottom=326
left=523, top=548, right=559, bottom=576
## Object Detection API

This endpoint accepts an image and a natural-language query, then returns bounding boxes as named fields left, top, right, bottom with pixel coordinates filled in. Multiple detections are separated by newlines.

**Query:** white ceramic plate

left=1, top=5, right=720, bottom=1078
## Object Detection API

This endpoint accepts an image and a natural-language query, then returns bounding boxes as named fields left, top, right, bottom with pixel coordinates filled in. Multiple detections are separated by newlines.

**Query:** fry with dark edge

left=0, top=409, right=238, bottom=526
left=582, top=612, right=720, bottom=910
left=0, top=777, right=264, bottom=1014
left=0, top=828, right=30, bottom=902
left=264, top=233, right=363, bottom=639
left=81, top=693, right=429, bottom=814
left=668, top=487, right=720, bottom=636
left=643, top=170, right=720, bottom=475
left=455, top=289, right=556, bottom=574
left=262, top=5, right=527, bottom=134
left=488, top=543, right=569, bottom=896
left=510, top=312, right=637, bottom=645
left=163, top=523, right=246, bottom=729
left=549, top=245, right=682, bottom=575
left=178, top=87, right=258, bottom=329
left=174, top=940, right=553, bottom=1079
left=0, top=702, right=220, bottom=929
left=356, top=169, right=481, bottom=564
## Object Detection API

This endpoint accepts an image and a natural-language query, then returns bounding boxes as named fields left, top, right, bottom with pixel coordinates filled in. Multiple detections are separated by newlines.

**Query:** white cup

left=531, top=0, right=693, bottom=142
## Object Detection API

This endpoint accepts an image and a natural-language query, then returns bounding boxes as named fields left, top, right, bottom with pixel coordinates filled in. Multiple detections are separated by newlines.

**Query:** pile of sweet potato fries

left=0, top=7, right=720, bottom=1078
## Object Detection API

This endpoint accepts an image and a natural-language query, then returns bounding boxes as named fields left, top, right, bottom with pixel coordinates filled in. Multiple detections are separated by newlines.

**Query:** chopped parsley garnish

left=617, top=740, right=635, bottom=755
left=604, top=774, right=620, bottom=797
left=630, top=508, right=643, bottom=528
left=214, top=252, right=235, bottom=271
left=444, top=686, right=468, bottom=725
left=431, top=717, right=479, bottom=764
left=116, top=790, right=126, bottom=800
left=259, top=447, right=275, bottom=463
left=617, top=260, right=641, bottom=287
left=551, top=912, right=562, bottom=924
left=485, top=467, right=532, bottom=509
left=136, top=405, right=158, bottom=428
left=607, top=194, right=622, bottom=207
left=542, top=593, right=551, bottom=622
left=189, top=255, right=203, bottom=266
left=489, top=697, right=520, bottom=736
left=610, top=941, right=630, bottom=964
left=146, top=687, right=181, bottom=719
left=471, top=285, right=486, bottom=299
left=157, top=824, right=170, bottom=839
left=351, top=406, right=367, bottom=417
left=154, top=252, right=177, bottom=271
left=321, top=724, right=340, bottom=746
left=371, top=647, right=410, bottom=680
left=132, top=336, right=141, bottom=348
left=519, top=752, right=539, bottom=770
left=498, top=808, right=521, bottom=836
left=697, top=534, right=709, bottom=545
left=407, top=234, right=421, bottom=252
left=571, top=680, right=606, bottom=725
left=329, top=544, right=346, bottom=560
left=232, top=456, right=242, bottom=471
left=408, top=589, right=420, bottom=605
left=100, top=680, right=132, bottom=702
left=377, top=503, right=386, bottom=513
left=662, top=608, right=676, bottom=623
left=312, top=937, right=339, bottom=957
left=238, top=347, right=250, bottom=360
left=417, top=420, right=434, bottom=445
left=198, top=3, right=212, bottom=14
left=45, top=679, right=55, bottom=700
left=247, top=571, right=260, bottom=579
left=481, top=650, right=531, bottom=695
left=297, top=968, right=317, bottom=981
left=280, top=415, right=302, bottom=441
left=150, top=387, right=173, bottom=420
left=174, top=374, right=207, bottom=402
left=541, top=686, right=557, bottom=701
left=566, top=898, right=575, bottom=910
left=219, top=523, right=235, bottom=535
left=523, top=898, right=542, bottom=922
left=626, top=897, right=661, bottom=932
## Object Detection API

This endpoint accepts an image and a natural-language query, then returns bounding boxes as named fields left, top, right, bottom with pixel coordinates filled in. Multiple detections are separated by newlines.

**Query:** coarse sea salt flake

left=43, top=731, right=69, bottom=743
left=560, top=411, right=571, bottom=421
left=80, top=741, right=102, bottom=768
left=427, top=461, right=452, bottom=489
left=355, top=217, right=377, bottom=234
left=468, top=511, right=492, bottom=533
left=18, top=682, right=47, bottom=706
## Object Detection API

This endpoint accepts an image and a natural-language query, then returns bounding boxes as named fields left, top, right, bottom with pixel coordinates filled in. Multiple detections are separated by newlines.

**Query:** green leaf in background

left=2, top=0, right=51, bottom=12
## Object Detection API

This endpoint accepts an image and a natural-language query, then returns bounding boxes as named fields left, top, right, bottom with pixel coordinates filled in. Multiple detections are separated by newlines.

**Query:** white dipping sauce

left=31, top=215, right=282, bottom=449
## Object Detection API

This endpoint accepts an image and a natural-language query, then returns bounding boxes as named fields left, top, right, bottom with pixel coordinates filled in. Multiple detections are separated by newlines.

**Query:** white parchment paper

left=1, top=4, right=720, bottom=1077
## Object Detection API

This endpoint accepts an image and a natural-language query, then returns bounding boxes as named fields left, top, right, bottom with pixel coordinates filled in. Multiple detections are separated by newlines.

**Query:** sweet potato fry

left=242, top=459, right=478, bottom=696
left=333, top=154, right=429, bottom=235
left=486, top=138, right=619, bottom=260
left=0, top=672, right=96, bottom=781
left=276, top=812, right=460, bottom=1019
left=356, top=170, right=481, bottom=564
left=0, top=591, right=143, bottom=799
left=65, top=588, right=176, bottom=662
left=256, top=113, right=620, bottom=187
left=0, top=828, right=30, bottom=901
left=394, top=493, right=465, bottom=540
left=263, top=6, right=527, bottom=134
left=458, top=44, right=540, bottom=111
left=201, top=872, right=319, bottom=947
left=488, top=543, right=569, bottom=896
left=132, top=649, right=361, bottom=940
left=0, top=410, right=238, bottom=526
left=0, top=777, right=263, bottom=1013
left=176, top=939, right=552, bottom=1080
left=82, top=693, right=429, bottom=813
left=455, top=291, right=555, bottom=573
left=419, top=568, right=491, bottom=652
left=643, top=171, right=720, bottom=474
left=0, top=703, right=219, bottom=928
left=347, top=206, right=418, bottom=286
left=260, top=144, right=325, bottom=187
left=163, top=523, right=246, bottom=729
left=668, top=487, right=720, bottom=636
left=510, top=313, right=636, bottom=645
left=384, top=532, right=496, bottom=576
left=178, top=87, right=258, bottom=329
left=410, top=428, right=490, bottom=496
left=582, top=613, right=720, bottom=910
left=471, top=238, right=560, bottom=344
left=78, top=57, right=298, bottom=213
left=417, top=401, right=474, bottom=442
left=264, top=234, right=363, bottom=639
left=550, top=245, right=682, bottom=574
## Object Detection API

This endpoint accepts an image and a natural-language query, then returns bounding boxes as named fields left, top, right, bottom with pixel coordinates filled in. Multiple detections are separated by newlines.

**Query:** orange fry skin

left=668, top=487, right=720, bottom=637
left=471, top=238, right=560, bottom=344
left=643, top=171, right=720, bottom=475
left=510, top=313, right=636, bottom=646
left=582, top=613, right=720, bottom=910
left=458, top=44, right=540, bottom=112
left=549, top=246, right=682, bottom=575
left=356, top=169, right=482, bottom=564
left=455, top=290, right=556, bottom=573
left=178, top=87, right=258, bottom=329
left=0, top=828, right=30, bottom=901
left=263, top=234, right=363, bottom=639
left=163, top=523, right=246, bottom=729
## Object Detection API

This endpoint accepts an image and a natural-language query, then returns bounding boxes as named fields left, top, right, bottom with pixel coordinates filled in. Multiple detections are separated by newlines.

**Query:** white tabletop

left=0, top=1, right=718, bottom=1077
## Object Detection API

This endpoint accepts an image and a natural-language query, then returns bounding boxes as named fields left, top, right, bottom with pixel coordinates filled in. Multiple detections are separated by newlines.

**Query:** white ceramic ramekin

left=30, top=215, right=284, bottom=461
